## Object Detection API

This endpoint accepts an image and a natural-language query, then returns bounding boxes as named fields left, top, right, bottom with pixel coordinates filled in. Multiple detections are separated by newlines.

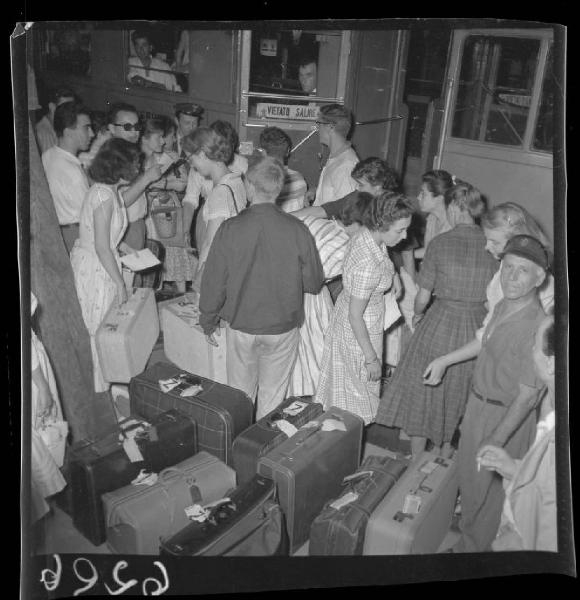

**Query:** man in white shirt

left=42, top=101, right=93, bottom=253
left=128, top=30, right=181, bottom=92
left=35, top=87, right=76, bottom=155
left=174, top=102, right=204, bottom=158
left=310, top=104, right=359, bottom=207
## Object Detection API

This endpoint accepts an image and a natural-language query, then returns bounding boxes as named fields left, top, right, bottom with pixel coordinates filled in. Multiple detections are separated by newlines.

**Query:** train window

left=451, top=36, right=541, bottom=147
left=532, top=44, right=554, bottom=153
left=245, top=29, right=344, bottom=122
left=126, top=26, right=188, bottom=93
left=41, top=28, right=92, bottom=77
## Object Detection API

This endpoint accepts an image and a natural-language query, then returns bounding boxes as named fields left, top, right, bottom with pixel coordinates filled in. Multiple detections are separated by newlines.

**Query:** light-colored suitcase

left=96, top=288, right=160, bottom=384
left=102, top=451, right=236, bottom=555
left=363, top=451, right=458, bottom=555
left=161, top=296, right=228, bottom=385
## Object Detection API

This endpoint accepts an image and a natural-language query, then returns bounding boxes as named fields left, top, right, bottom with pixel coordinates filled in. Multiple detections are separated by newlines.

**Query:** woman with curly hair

left=70, top=137, right=141, bottom=392
left=183, top=126, right=247, bottom=290
left=376, top=181, right=497, bottom=459
left=315, top=192, right=414, bottom=424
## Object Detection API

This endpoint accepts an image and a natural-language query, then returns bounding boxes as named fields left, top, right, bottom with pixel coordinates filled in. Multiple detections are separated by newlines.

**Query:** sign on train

left=256, top=103, right=319, bottom=120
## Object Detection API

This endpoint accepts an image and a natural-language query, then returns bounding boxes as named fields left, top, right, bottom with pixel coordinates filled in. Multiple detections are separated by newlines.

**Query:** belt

left=471, top=387, right=504, bottom=407
left=60, top=222, right=79, bottom=228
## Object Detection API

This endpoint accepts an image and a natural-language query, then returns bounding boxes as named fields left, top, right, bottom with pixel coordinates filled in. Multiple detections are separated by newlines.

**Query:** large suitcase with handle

left=102, top=451, right=236, bottom=555
left=161, top=294, right=228, bottom=385
left=309, top=452, right=409, bottom=555
left=363, top=451, right=458, bottom=555
left=160, top=474, right=286, bottom=557
left=130, top=362, right=254, bottom=466
left=95, top=287, right=160, bottom=384
left=232, top=396, right=324, bottom=485
left=70, top=410, right=197, bottom=546
left=257, top=407, right=363, bottom=554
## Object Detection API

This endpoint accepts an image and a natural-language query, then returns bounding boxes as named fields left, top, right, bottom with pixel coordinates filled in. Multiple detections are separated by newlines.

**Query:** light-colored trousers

left=226, top=326, right=300, bottom=419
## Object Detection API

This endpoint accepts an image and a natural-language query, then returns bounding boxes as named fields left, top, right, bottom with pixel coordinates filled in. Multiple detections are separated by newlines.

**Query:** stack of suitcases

left=67, top=290, right=459, bottom=555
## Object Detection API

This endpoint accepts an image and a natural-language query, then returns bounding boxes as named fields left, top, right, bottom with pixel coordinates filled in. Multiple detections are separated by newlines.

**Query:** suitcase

left=160, top=475, right=286, bottom=557
left=134, top=239, right=165, bottom=289
left=309, top=452, right=409, bottom=555
left=363, top=451, right=458, bottom=555
left=102, top=451, right=236, bottom=555
left=95, top=287, right=160, bottom=384
left=161, top=295, right=228, bottom=384
left=130, top=362, right=254, bottom=466
left=232, top=396, right=323, bottom=485
left=257, top=407, right=363, bottom=553
left=70, top=410, right=198, bottom=546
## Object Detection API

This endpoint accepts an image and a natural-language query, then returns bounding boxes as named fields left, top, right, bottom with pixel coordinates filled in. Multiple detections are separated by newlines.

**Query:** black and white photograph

left=13, top=17, right=572, bottom=597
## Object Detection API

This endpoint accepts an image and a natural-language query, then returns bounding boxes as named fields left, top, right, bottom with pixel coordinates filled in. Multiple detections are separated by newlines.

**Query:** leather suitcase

left=102, top=451, right=236, bottom=555
left=130, top=362, right=254, bottom=466
left=134, top=239, right=165, bottom=289
left=96, top=287, right=160, bottom=384
left=161, top=295, right=228, bottom=384
left=309, top=452, right=409, bottom=555
left=160, top=475, right=286, bottom=557
left=232, top=396, right=323, bottom=485
left=70, top=410, right=197, bottom=546
left=363, top=451, right=458, bottom=555
left=257, top=407, right=363, bottom=554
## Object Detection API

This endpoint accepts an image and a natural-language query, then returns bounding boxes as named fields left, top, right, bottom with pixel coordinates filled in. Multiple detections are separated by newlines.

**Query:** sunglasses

left=114, top=122, right=143, bottom=132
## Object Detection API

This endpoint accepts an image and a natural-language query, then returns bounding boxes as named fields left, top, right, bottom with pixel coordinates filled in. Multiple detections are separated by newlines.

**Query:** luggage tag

left=403, top=493, right=422, bottom=515
left=419, top=460, right=439, bottom=475
left=123, top=436, right=145, bottom=463
left=131, top=469, right=158, bottom=486
left=180, top=384, right=203, bottom=398
left=329, top=491, right=360, bottom=511
left=185, top=504, right=210, bottom=522
left=342, top=470, right=374, bottom=485
left=274, top=419, right=299, bottom=438
left=320, top=419, right=347, bottom=432
left=282, top=400, right=308, bottom=417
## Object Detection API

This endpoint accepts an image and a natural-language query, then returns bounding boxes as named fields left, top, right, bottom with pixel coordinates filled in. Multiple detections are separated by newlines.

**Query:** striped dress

left=276, top=167, right=308, bottom=213
left=375, top=225, right=498, bottom=445
left=287, top=215, right=350, bottom=397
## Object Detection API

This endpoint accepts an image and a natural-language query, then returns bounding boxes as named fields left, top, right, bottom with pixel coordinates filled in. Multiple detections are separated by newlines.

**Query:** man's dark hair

left=298, top=56, right=317, bottom=70
left=259, top=127, right=292, bottom=162
left=88, top=138, right=141, bottom=185
left=351, top=157, right=400, bottom=192
left=340, top=191, right=374, bottom=226
left=318, top=103, right=353, bottom=138
left=131, top=29, right=151, bottom=45
left=51, top=87, right=76, bottom=105
left=107, top=102, right=139, bottom=126
left=53, top=101, right=91, bottom=138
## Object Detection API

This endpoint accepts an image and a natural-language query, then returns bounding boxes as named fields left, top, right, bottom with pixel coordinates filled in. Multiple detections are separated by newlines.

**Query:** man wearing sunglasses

left=106, top=102, right=162, bottom=288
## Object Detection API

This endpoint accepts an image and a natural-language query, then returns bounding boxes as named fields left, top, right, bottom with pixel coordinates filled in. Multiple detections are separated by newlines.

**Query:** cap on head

left=501, top=234, right=550, bottom=270
left=175, top=102, right=204, bottom=118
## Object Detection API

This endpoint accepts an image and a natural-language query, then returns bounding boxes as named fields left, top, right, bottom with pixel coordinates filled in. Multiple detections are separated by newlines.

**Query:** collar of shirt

left=328, top=141, right=353, bottom=160
left=246, top=202, right=281, bottom=212
left=54, top=145, right=83, bottom=167
left=359, top=227, right=388, bottom=264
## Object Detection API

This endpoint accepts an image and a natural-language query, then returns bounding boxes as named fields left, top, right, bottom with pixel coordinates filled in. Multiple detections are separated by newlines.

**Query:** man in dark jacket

left=199, top=156, right=325, bottom=418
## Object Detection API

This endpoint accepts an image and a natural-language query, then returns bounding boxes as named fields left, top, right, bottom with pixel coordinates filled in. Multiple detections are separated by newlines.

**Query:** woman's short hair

left=422, top=170, right=454, bottom=197
left=259, top=127, right=292, bottom=161
left=351, top=158, right=400, bottom=191
left=481, top=202, right=551, bottom=248
left=182, top=126, right=232, bottom=164
left=362, top=191, right=415, bottom=232
left=318, top=104, right=353, bottom=138
left=142, top=117, right=165, bottom=139
left=53, top=101, right=91, bottom=137
left=340, top=192, right=374, bottom=226
left=444, top=180, right=487, bottom=221
left=210, top=120, right=240, bottom=165
left=245, top=156, right=285, bottom=200
left=88, top=138, right=141, bottom=185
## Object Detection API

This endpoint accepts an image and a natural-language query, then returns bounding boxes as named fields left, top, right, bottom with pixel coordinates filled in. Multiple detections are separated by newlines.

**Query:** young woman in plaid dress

left=375, top=182, right=497, bottom=459
left=315, top=193, right=414, bottom=424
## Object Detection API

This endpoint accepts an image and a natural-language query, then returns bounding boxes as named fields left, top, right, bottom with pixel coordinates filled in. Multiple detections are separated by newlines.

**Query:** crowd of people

left=31, top=86, right=557, bottom=554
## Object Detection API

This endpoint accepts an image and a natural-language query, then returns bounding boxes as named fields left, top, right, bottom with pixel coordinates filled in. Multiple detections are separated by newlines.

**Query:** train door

left=434, top=28, right=555, bottom=237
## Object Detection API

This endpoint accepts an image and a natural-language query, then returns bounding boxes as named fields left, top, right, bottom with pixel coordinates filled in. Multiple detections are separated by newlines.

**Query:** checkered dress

left=315, top=228, right=395, bottom=424
left=375, top=225, right=498, bottom=445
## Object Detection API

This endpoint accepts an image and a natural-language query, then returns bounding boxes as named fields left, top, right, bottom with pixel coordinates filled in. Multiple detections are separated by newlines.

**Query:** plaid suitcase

left=309, top=452, right=409, bottom=555
left=232, top=396, right=323, bottom=485
left=130, top=362, right=254, bottom=466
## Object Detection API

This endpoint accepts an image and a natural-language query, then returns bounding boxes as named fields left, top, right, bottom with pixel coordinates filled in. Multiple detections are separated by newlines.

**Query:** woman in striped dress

left=375, top=182, right=497, bottom=459
left=315, top=193, right=414, bottom=424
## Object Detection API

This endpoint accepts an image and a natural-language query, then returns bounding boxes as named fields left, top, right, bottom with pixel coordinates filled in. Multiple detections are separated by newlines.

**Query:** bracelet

left=364, top=357, right=379, bottom=366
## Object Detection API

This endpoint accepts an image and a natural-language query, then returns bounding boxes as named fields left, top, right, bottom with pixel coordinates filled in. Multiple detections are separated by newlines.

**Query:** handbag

left=37, top=418, right=69, bottom=468
left=149, top=191, right=187, bottom=247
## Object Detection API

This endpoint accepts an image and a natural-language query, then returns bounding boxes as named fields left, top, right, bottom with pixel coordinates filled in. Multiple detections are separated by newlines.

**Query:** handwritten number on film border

left=40, top=554, right=170, bottom=595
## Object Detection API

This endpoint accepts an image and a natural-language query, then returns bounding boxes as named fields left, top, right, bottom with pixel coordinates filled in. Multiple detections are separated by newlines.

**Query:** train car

left=29, top=20, right=557, bottom=237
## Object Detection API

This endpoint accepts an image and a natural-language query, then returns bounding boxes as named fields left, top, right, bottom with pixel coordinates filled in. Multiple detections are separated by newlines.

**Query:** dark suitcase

left=102, top=451, right=236, bottom=555
left=257, top=407, right=364, bottom=554
left=134, top=239, right=165, bottom=289
left=160, top=475, right=286, bottom=556
left=70, top=410, right=197, bottom=546
left=309, top=452, right=410, bottom=555
left=232, top=396, right=324, bottom=485
left=130, top=362, right=254, bottom=466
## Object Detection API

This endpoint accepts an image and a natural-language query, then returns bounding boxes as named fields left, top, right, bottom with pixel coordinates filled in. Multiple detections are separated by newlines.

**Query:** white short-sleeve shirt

left=313, top=145, right=359, bottom=206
